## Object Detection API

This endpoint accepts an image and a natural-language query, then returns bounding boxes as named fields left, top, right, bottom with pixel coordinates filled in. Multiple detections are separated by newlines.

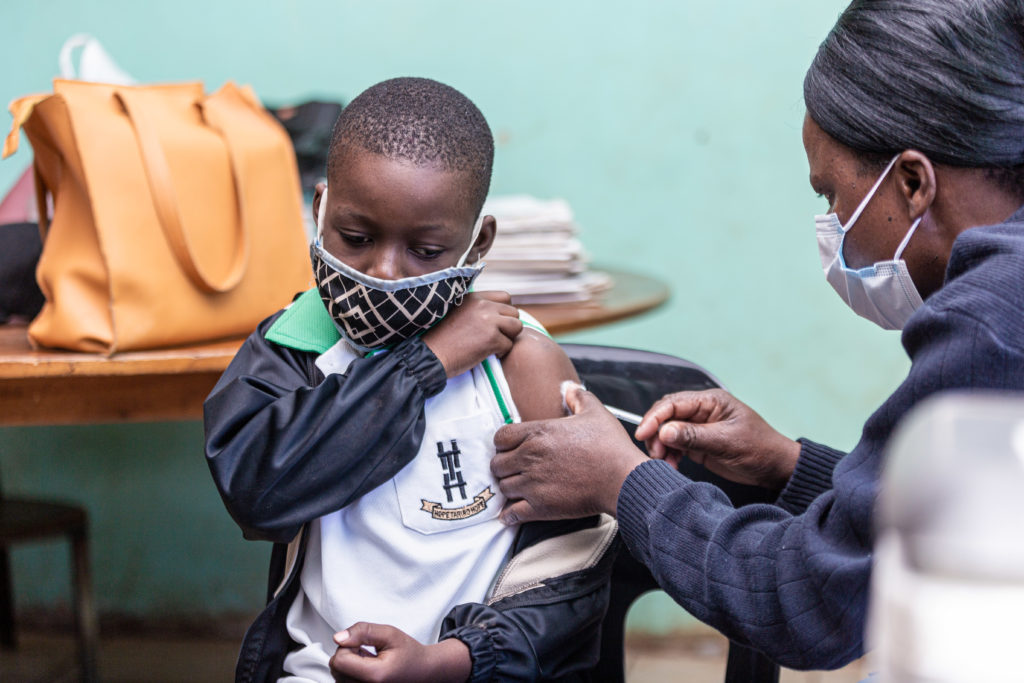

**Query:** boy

left=204, top=78, right=617, bottom=682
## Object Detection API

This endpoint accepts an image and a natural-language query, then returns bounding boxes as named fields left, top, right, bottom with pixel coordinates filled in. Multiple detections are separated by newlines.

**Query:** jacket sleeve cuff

left=392, top=337, right=447, bottom=398
left=616, top=459, right=691, bottom=566
left=775, top=438, right=846, bottom=514
left=443, top=625, right=496, bottom=683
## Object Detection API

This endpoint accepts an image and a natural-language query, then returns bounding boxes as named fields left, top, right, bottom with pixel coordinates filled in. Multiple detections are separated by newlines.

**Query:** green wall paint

left=1, top=0, right=907, bottom=635
left=0, top=423, right=266, bottom=617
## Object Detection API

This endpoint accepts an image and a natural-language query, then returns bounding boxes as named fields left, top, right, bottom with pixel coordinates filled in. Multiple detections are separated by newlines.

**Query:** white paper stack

left=477, top=195, right=612, bottom=304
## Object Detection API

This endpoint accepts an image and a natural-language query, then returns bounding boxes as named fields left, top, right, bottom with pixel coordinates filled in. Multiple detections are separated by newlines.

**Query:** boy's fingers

left=337, top=622, right=400, bottom=650
left=330, top=647, right=379, bottom=680
left=333, top=623, right=368, bottom=647
left=498, top=315, right=524, bottom=339
left=472, top=290, right=513, bottom=304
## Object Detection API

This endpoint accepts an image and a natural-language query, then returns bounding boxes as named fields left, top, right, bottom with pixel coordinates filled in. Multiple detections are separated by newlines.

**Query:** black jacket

left=204, top=290, right=617, bottom=682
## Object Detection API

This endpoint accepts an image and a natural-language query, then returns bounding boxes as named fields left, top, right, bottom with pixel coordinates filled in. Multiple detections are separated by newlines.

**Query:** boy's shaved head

left=327, top=77, right=494, bottom=217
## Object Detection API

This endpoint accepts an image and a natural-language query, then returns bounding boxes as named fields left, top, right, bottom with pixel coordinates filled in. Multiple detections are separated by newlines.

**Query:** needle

left=560, top=380, right=644, bottom=425
left=604, top=405, right=644, bottom=425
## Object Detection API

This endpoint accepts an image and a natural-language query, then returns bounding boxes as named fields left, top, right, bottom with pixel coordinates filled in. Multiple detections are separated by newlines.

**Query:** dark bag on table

left=0, top=221, right=45, bottom=324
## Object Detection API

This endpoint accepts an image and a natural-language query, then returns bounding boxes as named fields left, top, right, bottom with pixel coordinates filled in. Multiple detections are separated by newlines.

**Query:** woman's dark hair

left=805, top=0, right=1024, bottom=192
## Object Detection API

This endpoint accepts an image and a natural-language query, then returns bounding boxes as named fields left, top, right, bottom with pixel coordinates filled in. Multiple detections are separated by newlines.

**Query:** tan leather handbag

left=3, top=80, right=311, bottom=353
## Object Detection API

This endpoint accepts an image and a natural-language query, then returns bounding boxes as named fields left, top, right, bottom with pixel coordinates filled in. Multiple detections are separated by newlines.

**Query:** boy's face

left=313, top=148, right=495, bottom=280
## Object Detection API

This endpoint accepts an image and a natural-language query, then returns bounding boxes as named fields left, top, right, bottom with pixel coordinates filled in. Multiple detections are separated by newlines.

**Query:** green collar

left=265, top=288, right=340, bottom=354
left=266, top=287, right=552, bottom=354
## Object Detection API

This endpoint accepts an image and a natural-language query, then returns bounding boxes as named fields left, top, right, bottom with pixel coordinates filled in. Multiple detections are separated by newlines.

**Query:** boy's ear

left=312, top=182, right=326, bottom=228
left=468, top=215, right=497, bottom=264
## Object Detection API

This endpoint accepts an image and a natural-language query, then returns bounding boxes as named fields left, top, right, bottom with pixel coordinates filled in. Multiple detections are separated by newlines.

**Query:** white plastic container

left=870, top=392, right=1024, bottom=682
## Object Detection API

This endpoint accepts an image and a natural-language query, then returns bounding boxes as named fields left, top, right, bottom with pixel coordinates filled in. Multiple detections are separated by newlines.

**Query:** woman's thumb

left=659, top=420, right=697, bottom=449
left=561, top=381, right=598, bottom=415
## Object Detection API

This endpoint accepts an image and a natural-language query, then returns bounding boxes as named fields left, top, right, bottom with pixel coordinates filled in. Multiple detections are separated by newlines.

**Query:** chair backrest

left=563, top=343, right=780, bottom=683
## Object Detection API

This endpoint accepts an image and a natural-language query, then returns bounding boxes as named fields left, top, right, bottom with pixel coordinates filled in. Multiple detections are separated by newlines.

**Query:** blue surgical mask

left=816, top=155, right=924, bottom=330
left=311, top=188, right=486, bottom=351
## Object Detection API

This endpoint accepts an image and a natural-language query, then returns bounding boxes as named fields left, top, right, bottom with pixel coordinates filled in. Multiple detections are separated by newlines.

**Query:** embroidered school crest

left=419, top=439, right=496, bottom=520
left=393, top=381, right=508, bottom=535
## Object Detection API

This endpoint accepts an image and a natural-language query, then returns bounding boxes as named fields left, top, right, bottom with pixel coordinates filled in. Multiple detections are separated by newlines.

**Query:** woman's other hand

left=492, top=383, right=647, bottom=523
left=634, top=388, right=800, bottom=490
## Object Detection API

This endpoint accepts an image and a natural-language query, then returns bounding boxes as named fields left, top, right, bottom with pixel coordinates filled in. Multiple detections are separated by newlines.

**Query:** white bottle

left=870, top=392, right=1024, bottom=682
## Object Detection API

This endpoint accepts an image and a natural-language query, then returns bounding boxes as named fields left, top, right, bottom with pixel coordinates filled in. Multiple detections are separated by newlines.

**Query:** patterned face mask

left=312, top=188, right=486, bottom=352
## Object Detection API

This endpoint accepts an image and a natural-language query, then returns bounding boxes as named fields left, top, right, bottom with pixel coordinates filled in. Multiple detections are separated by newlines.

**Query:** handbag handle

left=115, top=88, right=249, bottom=294
left=4, top=94, right=53, bottom=239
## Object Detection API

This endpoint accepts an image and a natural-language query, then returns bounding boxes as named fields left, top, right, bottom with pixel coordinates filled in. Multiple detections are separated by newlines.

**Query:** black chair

left=564, top=343, right=781, bottom=683
left=0, top=471, right=99, bottom=683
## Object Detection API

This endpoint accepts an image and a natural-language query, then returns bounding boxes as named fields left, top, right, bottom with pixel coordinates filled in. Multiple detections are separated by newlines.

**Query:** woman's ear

left=894, top=151, right=937, bottom=221
left=468, top=215, right=497, bottom=263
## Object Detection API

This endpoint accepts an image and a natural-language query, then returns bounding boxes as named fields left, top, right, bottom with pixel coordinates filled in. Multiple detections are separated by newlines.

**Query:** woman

left=491, top=0, right=1024, bottom=669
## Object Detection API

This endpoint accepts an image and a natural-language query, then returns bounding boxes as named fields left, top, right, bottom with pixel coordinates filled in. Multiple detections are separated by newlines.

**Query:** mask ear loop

left=457, top=213, right=485, bottom=267
left=842, top=154, right=900, bottom=233
left=316, top=187, right=329, bottom=243
left=893, top=216, right=923, bottom=261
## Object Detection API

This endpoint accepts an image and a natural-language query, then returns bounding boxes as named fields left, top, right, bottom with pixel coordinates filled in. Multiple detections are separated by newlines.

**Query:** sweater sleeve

left=614, top=290, right=1024, bottom=670
left=203, top=314, right=447, bottom=543
left=776, top=439, right=847, bottom=514
left=616, top=458, right=869, bottom=670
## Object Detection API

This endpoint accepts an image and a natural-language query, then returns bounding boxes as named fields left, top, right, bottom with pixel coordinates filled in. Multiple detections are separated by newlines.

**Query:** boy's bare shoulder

left=502, top=327, right=580, bottom=422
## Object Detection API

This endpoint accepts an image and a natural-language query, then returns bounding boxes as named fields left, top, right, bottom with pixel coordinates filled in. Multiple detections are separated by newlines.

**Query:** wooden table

left=0, top=268, right=668, bottom=426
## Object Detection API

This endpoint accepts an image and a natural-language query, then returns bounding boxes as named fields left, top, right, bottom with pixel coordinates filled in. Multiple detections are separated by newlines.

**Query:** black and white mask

left=311, top=188, right=485, bottom=352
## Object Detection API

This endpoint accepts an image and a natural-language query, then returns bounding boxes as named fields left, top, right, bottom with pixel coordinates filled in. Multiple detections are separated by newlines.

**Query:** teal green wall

left=1, top=0, right=908, bottom=634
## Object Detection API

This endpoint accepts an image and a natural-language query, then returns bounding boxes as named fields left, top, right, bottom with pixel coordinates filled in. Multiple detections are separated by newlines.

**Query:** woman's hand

left=330, top=622, right=471, bottom=683
left=492, top=383, right=648, bottom=523
left=423, top=291, right=522, bottom=378
left=633, top=388, right=800, bottom=490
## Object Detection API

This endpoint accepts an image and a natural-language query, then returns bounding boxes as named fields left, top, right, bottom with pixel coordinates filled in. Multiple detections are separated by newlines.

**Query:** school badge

left=421, top=439, right=496, bottom=520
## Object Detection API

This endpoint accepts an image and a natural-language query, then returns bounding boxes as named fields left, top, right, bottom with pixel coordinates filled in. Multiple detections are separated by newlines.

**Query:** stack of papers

left=477, top=195, right=612, bottom=304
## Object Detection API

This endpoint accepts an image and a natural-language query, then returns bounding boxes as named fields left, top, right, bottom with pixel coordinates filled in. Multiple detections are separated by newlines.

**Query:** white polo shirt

left=281, top=340, right=519, bottom=682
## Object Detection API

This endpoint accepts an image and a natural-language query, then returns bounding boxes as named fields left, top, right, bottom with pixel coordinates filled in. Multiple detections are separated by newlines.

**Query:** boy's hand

left=423, top=291, right=523, bottom=378
left=330, top=622, right=471, bottom=683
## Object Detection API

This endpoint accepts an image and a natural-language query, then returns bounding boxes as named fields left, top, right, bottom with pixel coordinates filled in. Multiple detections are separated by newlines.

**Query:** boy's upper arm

left=502, top=327, right=580, bottom=422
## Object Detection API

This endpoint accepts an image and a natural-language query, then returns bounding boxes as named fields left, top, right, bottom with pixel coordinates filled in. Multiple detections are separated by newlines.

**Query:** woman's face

left=802, top=115, right=910, bottom=270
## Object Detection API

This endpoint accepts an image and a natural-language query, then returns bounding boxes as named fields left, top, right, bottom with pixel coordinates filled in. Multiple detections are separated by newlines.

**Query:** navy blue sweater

left=615, top=209, right=1024, bottom=670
